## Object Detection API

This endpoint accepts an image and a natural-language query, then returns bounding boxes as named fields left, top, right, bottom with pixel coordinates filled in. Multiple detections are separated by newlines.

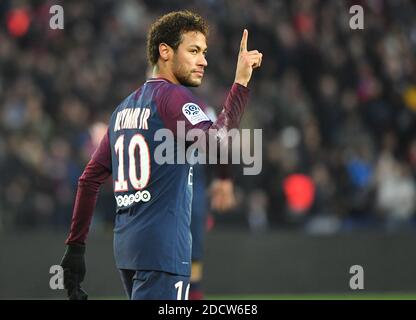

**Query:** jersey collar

left=146, top=77, right=172, bottom=84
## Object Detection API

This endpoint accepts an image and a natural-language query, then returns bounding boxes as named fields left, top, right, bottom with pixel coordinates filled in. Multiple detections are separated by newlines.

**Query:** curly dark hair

left=146, top=10, right=209, bottom=66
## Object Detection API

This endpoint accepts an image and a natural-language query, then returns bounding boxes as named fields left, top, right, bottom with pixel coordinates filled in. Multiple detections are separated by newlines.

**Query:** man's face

left=171, top=31, right=208, bottom=87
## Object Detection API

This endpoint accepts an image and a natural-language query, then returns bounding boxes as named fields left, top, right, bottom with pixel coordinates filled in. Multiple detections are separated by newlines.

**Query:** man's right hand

left=60, top=243, right=88, bottom=300
left=234, top=29, right=263, bottom=87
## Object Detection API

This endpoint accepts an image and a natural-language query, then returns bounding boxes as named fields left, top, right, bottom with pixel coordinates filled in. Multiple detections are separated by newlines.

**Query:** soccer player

left=60, top=10, right=262, bottom=300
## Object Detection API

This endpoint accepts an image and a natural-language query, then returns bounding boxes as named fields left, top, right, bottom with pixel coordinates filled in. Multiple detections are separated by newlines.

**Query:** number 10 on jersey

left=114, top=134, right=151, bottom=192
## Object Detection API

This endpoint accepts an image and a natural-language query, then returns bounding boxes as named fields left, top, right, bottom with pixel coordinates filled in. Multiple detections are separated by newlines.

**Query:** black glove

left=60, top=243, right=88, bottom=300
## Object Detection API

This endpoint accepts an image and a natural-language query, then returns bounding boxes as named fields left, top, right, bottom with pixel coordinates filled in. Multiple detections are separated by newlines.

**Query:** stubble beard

left=172, top=57, right=201, bottom=87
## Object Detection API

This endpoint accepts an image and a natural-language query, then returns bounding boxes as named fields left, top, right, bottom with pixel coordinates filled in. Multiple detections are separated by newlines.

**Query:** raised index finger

left=240, top=29, right=248, bottom=53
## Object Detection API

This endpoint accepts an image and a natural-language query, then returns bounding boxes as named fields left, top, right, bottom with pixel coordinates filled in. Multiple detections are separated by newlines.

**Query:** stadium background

left=1, top=0, right=416, bottom=299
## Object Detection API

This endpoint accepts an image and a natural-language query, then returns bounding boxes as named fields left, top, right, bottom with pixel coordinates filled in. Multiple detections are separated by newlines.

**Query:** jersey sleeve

left=65, top=129, right=112, bottom=245
left=156, top=85, right=213, bottom=135
left=65, top=159, right=111, bottom=245
left=157, top=82, right=250, bottom=155
left=91, top=128, right=112, bottom=171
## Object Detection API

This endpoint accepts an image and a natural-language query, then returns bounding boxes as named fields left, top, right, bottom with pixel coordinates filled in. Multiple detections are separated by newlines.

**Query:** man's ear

left=159, top=43, right=172, bottom=62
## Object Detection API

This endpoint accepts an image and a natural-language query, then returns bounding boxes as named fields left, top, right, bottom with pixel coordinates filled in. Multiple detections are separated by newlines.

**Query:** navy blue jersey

left=66, top=78, right=248, bottom=276
left=108, top=78, right=212, bottom=276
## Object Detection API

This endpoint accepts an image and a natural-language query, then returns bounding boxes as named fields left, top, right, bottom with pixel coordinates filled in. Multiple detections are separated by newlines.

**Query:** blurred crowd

left=1, top=0, right=416, bottom=233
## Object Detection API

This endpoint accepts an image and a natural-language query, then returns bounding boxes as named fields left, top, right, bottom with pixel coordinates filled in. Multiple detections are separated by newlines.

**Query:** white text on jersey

left=114, top=107, right=151, bottom=132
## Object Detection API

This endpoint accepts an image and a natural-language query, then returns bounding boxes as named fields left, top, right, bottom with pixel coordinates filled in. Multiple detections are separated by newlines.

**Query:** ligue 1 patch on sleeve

left=182, top=103, right=210, bottom=125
